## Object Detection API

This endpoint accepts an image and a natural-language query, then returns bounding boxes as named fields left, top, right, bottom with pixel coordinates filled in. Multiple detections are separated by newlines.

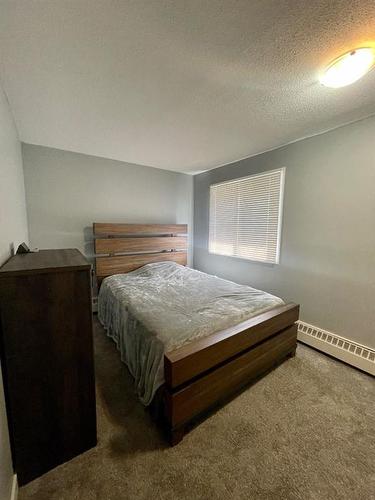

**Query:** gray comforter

left=98, top=261, right=284, bottom=405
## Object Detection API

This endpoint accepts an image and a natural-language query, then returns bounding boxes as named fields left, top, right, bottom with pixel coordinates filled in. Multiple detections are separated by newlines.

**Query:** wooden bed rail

left=164, top=303, right=299, bottom=389
left=164, top=323, right=297, bottom=433
left=163, top=303, right=299, bottom=436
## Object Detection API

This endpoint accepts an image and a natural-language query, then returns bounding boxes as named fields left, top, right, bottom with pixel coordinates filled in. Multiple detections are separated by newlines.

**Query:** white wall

left=0, top=84, right=29, bottom=499
left=194, top=115, right=375, bottom=349
left=22, top=144, right=194, bottom=278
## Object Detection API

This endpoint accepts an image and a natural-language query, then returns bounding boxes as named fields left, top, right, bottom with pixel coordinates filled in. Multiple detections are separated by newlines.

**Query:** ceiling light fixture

left=320, top=47, right=375, bottom=88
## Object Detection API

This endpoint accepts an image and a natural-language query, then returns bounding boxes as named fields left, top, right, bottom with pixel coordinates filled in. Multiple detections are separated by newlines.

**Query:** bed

left=94, top=222, right=299, bottom=444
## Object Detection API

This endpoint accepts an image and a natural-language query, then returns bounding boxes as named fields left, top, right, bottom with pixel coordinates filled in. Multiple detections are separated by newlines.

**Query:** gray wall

left=22, top=144, right=194, bottom=277
left=0, top=84, right=29, bottom=499
left=194, top=115, right=375, bottom=349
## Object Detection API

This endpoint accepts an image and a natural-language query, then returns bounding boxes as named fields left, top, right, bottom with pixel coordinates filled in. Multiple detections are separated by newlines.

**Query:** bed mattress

left=98, top=261, right=284, bottom=405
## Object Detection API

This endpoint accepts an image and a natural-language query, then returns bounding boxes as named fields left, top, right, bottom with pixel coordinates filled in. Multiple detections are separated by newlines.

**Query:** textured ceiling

left=0, top=0, right=375, bottom=173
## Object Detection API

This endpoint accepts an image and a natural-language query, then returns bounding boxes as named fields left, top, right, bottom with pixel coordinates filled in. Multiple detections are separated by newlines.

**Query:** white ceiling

left=1, top=0, right=375, bottom=174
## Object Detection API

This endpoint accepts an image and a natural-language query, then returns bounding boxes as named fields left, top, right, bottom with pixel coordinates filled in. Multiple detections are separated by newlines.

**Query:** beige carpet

left=20, top=318, right=375, bottom=500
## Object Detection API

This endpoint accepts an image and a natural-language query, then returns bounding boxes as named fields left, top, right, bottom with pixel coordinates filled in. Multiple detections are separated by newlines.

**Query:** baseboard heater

left=297, top=321, right=375, bottom=376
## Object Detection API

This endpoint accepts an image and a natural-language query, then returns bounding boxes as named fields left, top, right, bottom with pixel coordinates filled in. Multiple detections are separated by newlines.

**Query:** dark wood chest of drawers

left=0, top=249, right=97, bottom=485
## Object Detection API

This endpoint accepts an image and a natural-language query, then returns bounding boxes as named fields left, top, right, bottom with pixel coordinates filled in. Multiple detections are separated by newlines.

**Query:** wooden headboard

left=93, top=223, right=188, bottom=281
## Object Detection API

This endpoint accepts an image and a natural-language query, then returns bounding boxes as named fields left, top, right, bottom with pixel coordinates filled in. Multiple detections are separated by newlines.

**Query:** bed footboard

left=163, top=303, right=299, bottom=444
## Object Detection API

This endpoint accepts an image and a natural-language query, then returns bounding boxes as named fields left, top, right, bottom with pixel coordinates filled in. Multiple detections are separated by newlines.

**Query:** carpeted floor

left=19, top=318, right=374, bottom=500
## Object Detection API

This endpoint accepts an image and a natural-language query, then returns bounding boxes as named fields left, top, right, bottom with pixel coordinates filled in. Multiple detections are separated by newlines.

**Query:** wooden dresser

left=0, top=249, right=97, bottom=485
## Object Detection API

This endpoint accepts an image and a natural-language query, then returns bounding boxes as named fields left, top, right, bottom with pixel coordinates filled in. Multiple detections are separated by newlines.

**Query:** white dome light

left=320, top=48, right=375, bottom=88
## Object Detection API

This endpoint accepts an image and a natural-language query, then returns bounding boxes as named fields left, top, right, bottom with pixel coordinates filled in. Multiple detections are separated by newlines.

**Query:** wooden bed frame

left=94, top=222, right=299, bottom=444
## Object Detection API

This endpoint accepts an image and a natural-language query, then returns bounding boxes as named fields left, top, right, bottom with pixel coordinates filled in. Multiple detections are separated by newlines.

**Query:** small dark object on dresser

left=16, top=242, right=30, bottom=254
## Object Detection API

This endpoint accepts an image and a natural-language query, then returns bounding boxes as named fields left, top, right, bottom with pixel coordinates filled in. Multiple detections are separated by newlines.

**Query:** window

left=209, top=168, right=285, bottom=264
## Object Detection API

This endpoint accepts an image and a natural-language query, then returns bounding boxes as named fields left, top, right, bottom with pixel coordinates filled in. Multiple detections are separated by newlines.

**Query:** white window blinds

left=209, top=168, right=285, bottom=264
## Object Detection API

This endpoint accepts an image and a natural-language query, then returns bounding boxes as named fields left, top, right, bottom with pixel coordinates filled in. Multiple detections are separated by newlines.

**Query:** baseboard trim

left=297, top=321, right=375, bottom=376
left=10, top=475, right=18, bottom=500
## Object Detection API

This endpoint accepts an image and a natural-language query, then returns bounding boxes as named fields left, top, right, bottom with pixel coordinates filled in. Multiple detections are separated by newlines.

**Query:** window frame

left=208, top=167, right=286, bottom=265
